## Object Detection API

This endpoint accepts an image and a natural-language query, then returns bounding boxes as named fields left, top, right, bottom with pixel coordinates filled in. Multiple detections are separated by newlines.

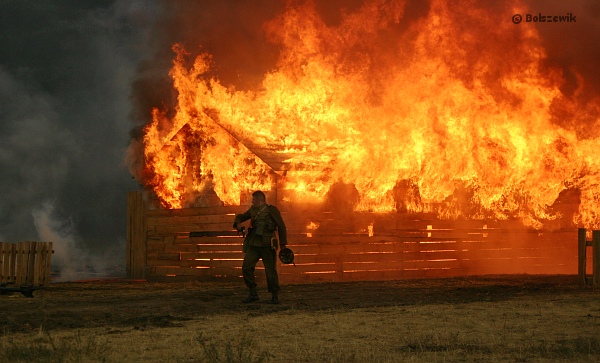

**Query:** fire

left=137, top=0, right=600, bottom=228
left=305, top=221, right=320, bottom=238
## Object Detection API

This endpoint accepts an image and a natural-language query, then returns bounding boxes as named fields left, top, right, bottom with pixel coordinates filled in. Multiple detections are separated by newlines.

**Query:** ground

left=0, top=275, right=590, bottom=332
left=2, top=275, right=600, bottom=362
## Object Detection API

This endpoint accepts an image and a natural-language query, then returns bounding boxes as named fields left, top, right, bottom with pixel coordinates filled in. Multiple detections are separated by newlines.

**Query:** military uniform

left=234, top=204, right=287, bottom=296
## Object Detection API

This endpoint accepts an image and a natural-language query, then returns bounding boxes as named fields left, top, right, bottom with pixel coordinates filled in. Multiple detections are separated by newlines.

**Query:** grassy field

left=1, top=275, right=600, bottom=362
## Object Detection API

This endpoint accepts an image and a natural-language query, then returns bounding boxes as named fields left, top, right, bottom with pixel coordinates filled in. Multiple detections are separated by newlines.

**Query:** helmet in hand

left=278, top=247, right=295, bottom=265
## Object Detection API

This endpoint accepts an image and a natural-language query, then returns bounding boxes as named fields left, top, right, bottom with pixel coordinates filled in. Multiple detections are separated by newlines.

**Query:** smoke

left=0, top=1, right=162, bottom=280
left=32, top=201, right=124, bottom=281
left=128, top=0, right=283, bottom=116
left=524, top=0, right=600, bottom=98
left=0, top=65, right=75, bottom=240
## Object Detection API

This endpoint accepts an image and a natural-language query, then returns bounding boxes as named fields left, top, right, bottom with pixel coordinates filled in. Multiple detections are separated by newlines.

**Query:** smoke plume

left=32, top=201, right=124, bottom=281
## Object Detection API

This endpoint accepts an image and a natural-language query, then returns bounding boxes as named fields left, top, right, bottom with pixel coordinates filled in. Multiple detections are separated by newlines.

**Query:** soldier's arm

left=269, top=206, right=287, bottom=246
left=233, top=209, right=252, bottom=229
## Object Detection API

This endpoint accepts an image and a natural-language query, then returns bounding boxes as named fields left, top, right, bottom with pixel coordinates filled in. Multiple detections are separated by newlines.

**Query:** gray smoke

left=0, top=1, right=161, bottom=280
left=525, top=0, right=600, bottom=99
left=32, top=201, right=124, bottom=281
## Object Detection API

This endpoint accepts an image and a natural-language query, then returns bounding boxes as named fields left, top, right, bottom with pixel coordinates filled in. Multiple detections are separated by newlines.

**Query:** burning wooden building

left=126, top=0, right=600, bottom=282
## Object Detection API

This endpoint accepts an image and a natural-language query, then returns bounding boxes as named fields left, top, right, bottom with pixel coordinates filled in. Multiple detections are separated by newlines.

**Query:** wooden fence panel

left=130, top=190, right=580, bottom=283
left=0, top=241, right=53, bottom=288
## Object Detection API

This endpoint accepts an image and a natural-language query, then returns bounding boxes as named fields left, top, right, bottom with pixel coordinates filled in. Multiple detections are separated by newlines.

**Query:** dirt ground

left=1, top=274, right=594, bottom=334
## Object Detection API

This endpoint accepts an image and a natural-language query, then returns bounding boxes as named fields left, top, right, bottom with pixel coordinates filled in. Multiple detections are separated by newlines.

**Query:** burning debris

left=129, top=0, right=600, bottom=230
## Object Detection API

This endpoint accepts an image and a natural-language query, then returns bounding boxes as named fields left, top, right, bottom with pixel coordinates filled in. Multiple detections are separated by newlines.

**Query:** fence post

left=578, top=228, right=587, bottom=286
left=0, top=242, right=7, bottom=284
left=127, top=191, right=147, bottom=279
left=594, top=230, right=600, bottom=288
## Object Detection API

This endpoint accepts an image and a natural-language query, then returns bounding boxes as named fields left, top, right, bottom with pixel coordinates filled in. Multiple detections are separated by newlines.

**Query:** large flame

left=138, top=0, right=600, bottom=228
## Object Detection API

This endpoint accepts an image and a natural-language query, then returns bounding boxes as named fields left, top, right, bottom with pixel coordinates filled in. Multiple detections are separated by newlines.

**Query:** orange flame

left=139, top=0, right=600, bottom=228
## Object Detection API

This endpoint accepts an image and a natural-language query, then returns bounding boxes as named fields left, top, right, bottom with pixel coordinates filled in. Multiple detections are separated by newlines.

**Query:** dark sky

left=0, top=0, right=598, bottom=280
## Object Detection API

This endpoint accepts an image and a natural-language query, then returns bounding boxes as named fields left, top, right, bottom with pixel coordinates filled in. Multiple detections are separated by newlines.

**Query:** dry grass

left=2, top=295, right=600, bottom=362
left=1, top=277, right=600, bottom=362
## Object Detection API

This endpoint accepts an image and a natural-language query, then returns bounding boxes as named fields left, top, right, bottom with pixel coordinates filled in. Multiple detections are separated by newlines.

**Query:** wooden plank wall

left=136, top=191, right=578, bottom=283
left=0, top=241, right=53, bottom=286
left=145, top=204, right=247, bottom=282
left=279, top=213, right=577, bottom=283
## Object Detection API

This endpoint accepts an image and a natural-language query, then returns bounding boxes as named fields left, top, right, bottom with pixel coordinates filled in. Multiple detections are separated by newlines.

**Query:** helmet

left=279, top=247, right=295, bottom=265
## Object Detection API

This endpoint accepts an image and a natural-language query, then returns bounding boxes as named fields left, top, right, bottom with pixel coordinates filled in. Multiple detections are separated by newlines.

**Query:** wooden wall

left=126, top=191, right=578, bottom=283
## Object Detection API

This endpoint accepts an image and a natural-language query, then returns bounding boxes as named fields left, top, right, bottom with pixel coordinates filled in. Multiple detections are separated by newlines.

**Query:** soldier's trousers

left=242, top=246, right=280, bottom=293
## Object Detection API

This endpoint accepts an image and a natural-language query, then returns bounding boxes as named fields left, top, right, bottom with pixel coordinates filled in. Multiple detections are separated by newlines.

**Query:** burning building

left=126, top=0, right=600, bottom=282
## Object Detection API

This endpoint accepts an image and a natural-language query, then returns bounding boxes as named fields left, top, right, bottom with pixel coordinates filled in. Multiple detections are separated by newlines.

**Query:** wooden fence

left=0, top=241, right=53, bottom=297
left=578, top=228, right=600, bottom=287
left=127, top=191, right=578, bottom=283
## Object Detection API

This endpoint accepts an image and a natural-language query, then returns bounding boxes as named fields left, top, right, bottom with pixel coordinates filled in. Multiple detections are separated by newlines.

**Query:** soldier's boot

left=242, top=289, right=259, bottom=303
left=270, top=292, right=279, bottom=304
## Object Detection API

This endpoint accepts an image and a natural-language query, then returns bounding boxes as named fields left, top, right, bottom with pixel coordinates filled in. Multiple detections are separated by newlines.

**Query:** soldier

left=233, top=190, right=287, bottom=304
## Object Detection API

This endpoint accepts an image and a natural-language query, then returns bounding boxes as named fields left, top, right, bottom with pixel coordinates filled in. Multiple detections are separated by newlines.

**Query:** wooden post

left=8, top=243, right=16, bottom=284
left=16, top=242, right=28, bottom=285
left=0, top=242, right=7, bottom=284
left=33, top=242, right=44, bottom=285
left=42, top=242, right=53, bottom=285
left=578, top=228, right=587, bottom=286
left=26, top=242, right=37, bottom=285
left=594, top=230, right=600, bottom=288
left=127, top=191, right=147, bottom=279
